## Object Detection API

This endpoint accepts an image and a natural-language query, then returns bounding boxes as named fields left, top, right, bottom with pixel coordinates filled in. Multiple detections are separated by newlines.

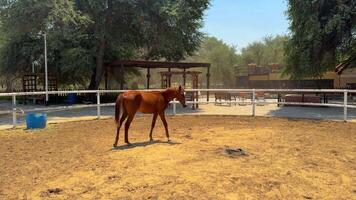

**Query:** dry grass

left=0, top=116, right=355, bottom=199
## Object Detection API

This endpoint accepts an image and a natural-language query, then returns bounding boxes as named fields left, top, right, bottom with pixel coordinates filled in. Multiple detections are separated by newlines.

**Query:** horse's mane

left=164, top=87, right=178, bottom=92
left=161, top=87, right=179, bottom=102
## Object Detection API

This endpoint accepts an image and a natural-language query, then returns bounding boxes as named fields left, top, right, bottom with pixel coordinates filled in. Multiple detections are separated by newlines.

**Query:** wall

left=248, top=75, right=269, bottom=81
left=236, top=68, right=356, bottom=88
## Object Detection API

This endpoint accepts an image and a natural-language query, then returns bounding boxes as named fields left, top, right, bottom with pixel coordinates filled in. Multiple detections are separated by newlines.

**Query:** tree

left=84, top=0, right=209, bottom=89
left=240, top=35, right=288, bottom=67
left=0, top=0, right=209, bottom=90
left=0, top=0, right=91, bottom=88
left=186, top=35, right=288, bottom=88
left=261, top=35, right=288, bottom=65
left=187, top=36, right=240, bottom=87
left=241, top=41, right=265, bottom=66
left=284, top=0, right=356, bottom=79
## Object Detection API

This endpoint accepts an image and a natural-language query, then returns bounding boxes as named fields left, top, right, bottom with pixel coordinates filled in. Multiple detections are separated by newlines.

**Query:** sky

left=202, top=0, right=290, bottom=50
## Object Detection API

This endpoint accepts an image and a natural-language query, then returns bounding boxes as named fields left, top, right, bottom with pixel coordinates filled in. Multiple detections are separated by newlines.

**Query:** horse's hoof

left=113, top=144, right=117, bottom=148
left=150, top=138, right=154, bottom=142
left=167, top=139, right=171, bottom=142
left=126, top=142, right=131, bottom=146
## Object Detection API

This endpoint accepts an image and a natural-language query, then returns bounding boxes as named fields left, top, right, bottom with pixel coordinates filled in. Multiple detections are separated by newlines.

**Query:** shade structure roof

left=107, top=60, right=210, bottom=69
left=104, top=60, right=211, bottom=101
left=159, top=71, right=202, bottom=75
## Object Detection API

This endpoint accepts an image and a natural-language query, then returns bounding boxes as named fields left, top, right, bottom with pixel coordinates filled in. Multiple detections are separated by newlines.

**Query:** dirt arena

left=0, top=116, right=355, bottom=199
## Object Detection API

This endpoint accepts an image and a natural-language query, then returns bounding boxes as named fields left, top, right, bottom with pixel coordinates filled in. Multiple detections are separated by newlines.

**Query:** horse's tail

left=115, top=94, right=124, bottom=125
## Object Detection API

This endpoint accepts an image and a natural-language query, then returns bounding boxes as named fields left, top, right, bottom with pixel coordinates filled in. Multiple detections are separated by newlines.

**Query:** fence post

left=343, top=91, right=348, bottom=122
left=97, top=91, right=101, bottom=119
left=173, top=99, right=176, bottom=115
left=252, top=89, right=256, bottom=117
left=12, top=94, right=17, bottom=128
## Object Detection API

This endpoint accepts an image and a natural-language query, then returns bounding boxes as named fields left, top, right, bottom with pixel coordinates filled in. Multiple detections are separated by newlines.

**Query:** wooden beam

left=108, top=60, right=210, bottom=69
left=207, top=66, right=210, bottom=101
left=168, top=68, right=171, bottom=87
left=146, top=68, right=150, bottom=89
left=183, top=68, right=186, bottom=87
left=120, top=64, right=124, bottom=89
left=105, top=67, right=108, bottom=90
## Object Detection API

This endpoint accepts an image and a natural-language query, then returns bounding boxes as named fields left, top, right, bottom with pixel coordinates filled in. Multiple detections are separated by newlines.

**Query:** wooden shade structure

left=22, top=74, right=58, bottom=104
left=159, top=70, right=202, bottom=109
left=105, top=60, right=211, bottom=100
left=159, top=70, right=202, bottom=88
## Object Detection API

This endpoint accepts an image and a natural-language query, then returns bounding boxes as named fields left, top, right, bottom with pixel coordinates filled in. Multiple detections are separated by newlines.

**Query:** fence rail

left=1, top=88, right=355, bottom=128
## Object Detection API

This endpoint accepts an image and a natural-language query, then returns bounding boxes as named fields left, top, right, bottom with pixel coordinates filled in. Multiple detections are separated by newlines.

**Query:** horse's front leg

left=149, top=113, right=158, bottom=141
left=159, top=112, right=170, bottom=141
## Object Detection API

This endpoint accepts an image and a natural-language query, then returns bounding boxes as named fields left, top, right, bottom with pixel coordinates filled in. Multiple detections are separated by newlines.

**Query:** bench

left=215, top=92, right=237, bottom=106
left=284, top=94, right=321, bottom=104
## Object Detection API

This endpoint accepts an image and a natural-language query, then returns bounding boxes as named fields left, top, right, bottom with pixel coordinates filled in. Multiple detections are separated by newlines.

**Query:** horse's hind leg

left=159, top=112, right=170, bottom=141
left=124, top=114, right=135, bottom=145
left=113, top=112, right=127, bottom=147
left=123, top=94, right=140, bottom=145
left=149, top=113, right=158, bottom=141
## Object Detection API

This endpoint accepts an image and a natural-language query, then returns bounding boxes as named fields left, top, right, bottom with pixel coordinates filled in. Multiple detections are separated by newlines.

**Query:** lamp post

left=43, top=33, right=48, bottom=103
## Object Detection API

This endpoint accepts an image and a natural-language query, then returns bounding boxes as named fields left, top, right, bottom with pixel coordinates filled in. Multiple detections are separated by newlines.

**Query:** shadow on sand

left=111, top=140, right=181, bottom=150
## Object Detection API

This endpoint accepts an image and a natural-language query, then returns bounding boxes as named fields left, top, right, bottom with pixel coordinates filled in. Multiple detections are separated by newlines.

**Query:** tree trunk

left=5, top=77, right=13, bottom=92
left=88, top=0, right=112, bottom=90
left=88, top=36, right=106, bottom=90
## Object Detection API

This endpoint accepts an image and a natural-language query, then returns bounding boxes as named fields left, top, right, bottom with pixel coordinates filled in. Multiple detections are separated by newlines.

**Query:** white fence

left=1, top=88, right=356, bottom=128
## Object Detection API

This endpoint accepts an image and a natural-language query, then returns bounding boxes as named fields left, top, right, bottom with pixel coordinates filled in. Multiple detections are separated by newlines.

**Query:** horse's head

left=175, top=85, right=187, bottom=108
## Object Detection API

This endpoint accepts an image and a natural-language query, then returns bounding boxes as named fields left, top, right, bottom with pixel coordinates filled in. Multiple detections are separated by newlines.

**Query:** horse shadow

left=111, top=140, right=181, bottom=150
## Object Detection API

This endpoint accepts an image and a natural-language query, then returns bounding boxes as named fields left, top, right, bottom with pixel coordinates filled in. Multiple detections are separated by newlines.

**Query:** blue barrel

left=67, top=93, right=77, bottom=104
left=26, top=113, right=47, bottom=129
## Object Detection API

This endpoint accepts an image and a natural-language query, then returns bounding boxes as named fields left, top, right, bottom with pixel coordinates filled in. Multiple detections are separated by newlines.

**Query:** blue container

left=26, top=113, right=47, bottom=129
left=67, top=93, right=77, bottom=104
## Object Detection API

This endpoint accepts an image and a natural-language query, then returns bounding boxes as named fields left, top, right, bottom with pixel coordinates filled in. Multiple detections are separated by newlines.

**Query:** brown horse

left=113, top=86, right=187, bottom=147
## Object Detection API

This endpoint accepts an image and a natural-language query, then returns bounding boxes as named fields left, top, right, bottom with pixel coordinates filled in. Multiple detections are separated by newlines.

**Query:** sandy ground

left=0, top=116, right=355, bottom=199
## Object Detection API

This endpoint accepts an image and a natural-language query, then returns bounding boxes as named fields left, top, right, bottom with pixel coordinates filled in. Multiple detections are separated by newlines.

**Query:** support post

left=97, top=91, right=101, bottom=119
left=168, top=68, right=171, bottom=87
left=146, top=68, right=150, bottom=89
left=12, top=95, right=17, bottom=128
left=193, top=92, right=197, bottom=110
left=252, top=89, right=256, bottom=117
left=44, top=34, right=49, bottom=103
left=160, top=73, right=164, bottom=89
left=183, top=68, right=186, bottom=87
left=344, top=91, right=348, bottom=122
left=120, top=64, right=124, bottom=89
left=105, top=67, right=108, bottom=90
left=206, top=66, right=210, bottom=102
left=173, top=100, right=176, bottom=115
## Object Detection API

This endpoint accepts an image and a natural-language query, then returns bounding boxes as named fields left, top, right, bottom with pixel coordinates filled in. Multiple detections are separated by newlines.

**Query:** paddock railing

left=0, top=88, right=355, bottom=128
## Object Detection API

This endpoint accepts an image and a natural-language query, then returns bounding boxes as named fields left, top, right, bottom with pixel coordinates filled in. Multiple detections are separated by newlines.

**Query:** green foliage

left=241, top=35, right=288, bottom=67
left=0, top=0, right=209, bottom=89
left=284, top=0, right=356, bottom=79
left=0, top=0, right=91, bottom=87
left=136, top=0, right=209, bottom=61
left=186, top=35, right=288, bottom=87
left=241, top=41, right=265, bottom=66
left=187, top=36, right=240, bottom=87
left=235, top=35, right=288, bottom=78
